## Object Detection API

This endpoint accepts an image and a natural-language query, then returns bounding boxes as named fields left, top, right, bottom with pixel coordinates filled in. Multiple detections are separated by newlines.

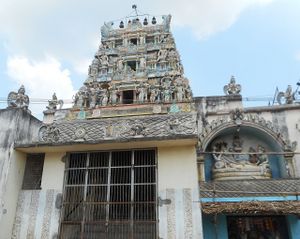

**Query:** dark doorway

left=127, top=61, right=137, bottom=71
left=227, top=216, right=289, bottom=239
left=130, top=38, right=137, bottom=45
left=123, top=90, right=134, bottom=104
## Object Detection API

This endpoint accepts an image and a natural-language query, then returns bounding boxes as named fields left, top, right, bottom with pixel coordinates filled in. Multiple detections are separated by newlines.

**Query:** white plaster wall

left=41, top=152, right=65, bottom=190
left=157, top=145, right=203, bottom=239
left=158, top=145, right=198, bottom=190
left=0, top=150, right=26, bottom=239
left=11, top=152, right=65, bottom=239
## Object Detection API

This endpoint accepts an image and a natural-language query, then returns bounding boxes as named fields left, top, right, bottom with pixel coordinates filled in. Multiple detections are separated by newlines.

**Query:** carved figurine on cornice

left=89, top=88, right=99, bottom=109
left=185, top=86, right=193, bottom=102
left=99, top=53, right=109, bottom=67
left=116, top=57, right=124, bottom=72
left=223, top=76, right=241, bottom=95
left=109, top=84, right=119, bottom=105
left=149, top=86, right=158, bottom=103
left=160, top=34, right=173, bottom=44
left=168, top=49, right=179, bottom=61
left=139, top=56, right=146, bottom=70
left=137, top=83, right=147, bottom=103
left=162, top=87, right=172, bottom=103
left=131, top=121, right=145, bottom=137
left=161, top=76, right=172, bottom=87
left=7, top=85, right=30, bottom=110
left=168, top=118, right=180, bottom=133
left=230, top=108, right=244, bottom=125
left=39, top=125, right=60, bottom=143
left=157, top=48, right=168, bottom=62
left=101, top=41, right=109, bottom=49
left=101, top=21, right=113, bottom=39
left=74, top=87, right=89, bottom=108
left=162, top=15, right=172, bottom=32
left=277, top=85, right=296, bottom=105
left=47, top=93, right=64, bottom=110
left=100, top=89, right=109, bottom=106
left=175, top=82, right=185, bottom=102
left=88, top=57, right=100, bottom=80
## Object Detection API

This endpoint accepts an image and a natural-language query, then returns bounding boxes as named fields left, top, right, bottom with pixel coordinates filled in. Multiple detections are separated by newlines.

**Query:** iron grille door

left=59, top=149, right=157, bottom=239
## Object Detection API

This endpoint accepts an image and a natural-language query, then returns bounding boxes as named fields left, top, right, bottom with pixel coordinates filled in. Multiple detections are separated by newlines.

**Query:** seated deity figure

left=212, top=141, right=271, bottom=181
left=47, top=93, right=58, bottom=110
left=7, top=85, right=30, bottom=110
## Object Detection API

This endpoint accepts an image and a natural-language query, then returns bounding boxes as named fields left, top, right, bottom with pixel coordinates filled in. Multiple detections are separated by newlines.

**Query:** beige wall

left=41, top=152, right=65, bottom=190
left=158, top=145, right=198, bottom=190
left=0, top=150, right=26, bottom=239
left=157, top=145, right=203, bottom=238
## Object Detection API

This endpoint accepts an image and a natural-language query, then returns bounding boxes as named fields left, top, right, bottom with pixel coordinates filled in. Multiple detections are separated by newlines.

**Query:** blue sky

left=0, top=0, right=299, bottom=117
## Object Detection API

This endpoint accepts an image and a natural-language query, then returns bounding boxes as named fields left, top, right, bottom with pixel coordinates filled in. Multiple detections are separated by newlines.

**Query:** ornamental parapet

left=36, top=112, right=197, bottom=145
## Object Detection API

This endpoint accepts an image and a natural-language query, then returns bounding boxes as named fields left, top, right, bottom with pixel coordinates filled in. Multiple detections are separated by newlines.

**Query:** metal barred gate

left=59, top=149, right=157, bottom=239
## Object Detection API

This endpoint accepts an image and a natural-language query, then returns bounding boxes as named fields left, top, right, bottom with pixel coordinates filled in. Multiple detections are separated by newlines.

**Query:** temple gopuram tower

left=10, top=8, right=202, bottom=239
left=71, top=12, right=192, bottom=116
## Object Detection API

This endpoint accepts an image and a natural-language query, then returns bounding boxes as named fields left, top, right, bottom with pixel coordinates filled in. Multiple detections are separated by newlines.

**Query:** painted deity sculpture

left=47, top=93, right=64, bottom=110
left=7, top=85, right=30, bottom=110
left=212, top=137, right=272, bottom=180
left=223, top=76, right=241, bottom=95
left=137, top=83, right=147, bottom=103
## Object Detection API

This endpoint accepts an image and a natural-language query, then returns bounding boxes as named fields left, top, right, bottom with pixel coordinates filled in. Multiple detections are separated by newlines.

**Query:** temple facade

left=0, top=10, right=300, bottom=239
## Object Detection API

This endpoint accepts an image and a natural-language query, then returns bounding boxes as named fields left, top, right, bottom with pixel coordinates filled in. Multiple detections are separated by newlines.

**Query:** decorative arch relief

left=198, top=109, right=297, bottom=152
left=198, top=109, right=297, bottom=180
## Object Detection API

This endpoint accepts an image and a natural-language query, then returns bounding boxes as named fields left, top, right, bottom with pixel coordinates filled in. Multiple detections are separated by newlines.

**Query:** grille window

left=22, top=154, right=45, bottom=190
left=59, top=149, right=157, bottom=239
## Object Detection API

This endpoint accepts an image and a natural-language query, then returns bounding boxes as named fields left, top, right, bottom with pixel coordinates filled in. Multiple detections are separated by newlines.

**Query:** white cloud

left=6, top=55, right=75, bottom=116
left=73, top=58, right=91, bottom=75
left=153, top=0, right=274, bottom=39
left=0, top=0, right=274, bottom=63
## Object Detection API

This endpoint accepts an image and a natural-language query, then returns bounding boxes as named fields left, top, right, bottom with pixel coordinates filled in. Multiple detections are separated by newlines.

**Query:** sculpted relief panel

left=211, top=133, right=272, bottom=181
left=38, top=113, right=197, bottom=143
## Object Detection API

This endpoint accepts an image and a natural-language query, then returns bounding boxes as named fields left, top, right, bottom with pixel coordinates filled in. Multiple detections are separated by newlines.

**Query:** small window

left=22, top=154, right=45, bottom=190
left=130, top=38, right=137, bottom=45
left=146, top=36, right=155, bottom=44
left=115, top=39, right=123, bottom=47
left=123, top=90, right=134, bottom=104
left=127, top=61, right=136, bottom=71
